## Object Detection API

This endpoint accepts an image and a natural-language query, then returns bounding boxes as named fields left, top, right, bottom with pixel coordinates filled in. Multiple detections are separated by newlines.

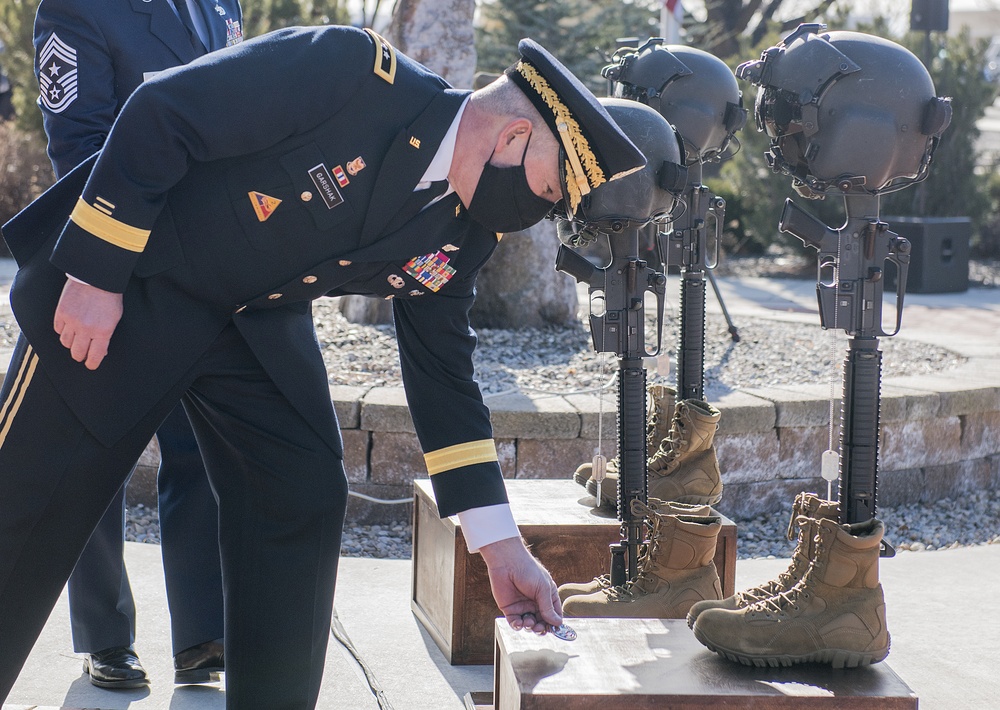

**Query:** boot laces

left=650, top=426, right=686, bottom=464
left=752, top=584, right=809, bottom=618
left=605, top=531, right=662, bottom=601
left=747, top=528, right=827, bottom=618
left=733, top=523, right=810, bottom=604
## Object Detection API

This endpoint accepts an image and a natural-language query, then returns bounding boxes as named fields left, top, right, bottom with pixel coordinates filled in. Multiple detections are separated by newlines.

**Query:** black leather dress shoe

left=82, top=646, right=150, bottom=689
left=174, top=639, right=224, bottom=684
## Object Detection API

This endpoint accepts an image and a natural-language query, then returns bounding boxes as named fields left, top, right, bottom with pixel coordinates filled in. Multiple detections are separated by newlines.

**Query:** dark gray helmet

left=737, top=23, right=952, bottom=197
left=603, top=38, right=747, bottom=165
left=555, top=98, right=686, bottom=244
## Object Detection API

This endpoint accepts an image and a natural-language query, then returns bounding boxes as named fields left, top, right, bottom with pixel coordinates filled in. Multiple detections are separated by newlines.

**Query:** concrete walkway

left=5, top=541, right=999, bottom=709
left=2, top=258, right=1000, bottom=708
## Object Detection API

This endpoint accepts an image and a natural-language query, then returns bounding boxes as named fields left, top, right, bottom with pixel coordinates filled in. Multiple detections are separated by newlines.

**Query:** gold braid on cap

left=515, top=61, right=605, bottom=212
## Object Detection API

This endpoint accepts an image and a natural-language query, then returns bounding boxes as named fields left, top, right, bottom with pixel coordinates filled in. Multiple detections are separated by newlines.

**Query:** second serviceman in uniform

left=33, top=0, right=242, bottom=687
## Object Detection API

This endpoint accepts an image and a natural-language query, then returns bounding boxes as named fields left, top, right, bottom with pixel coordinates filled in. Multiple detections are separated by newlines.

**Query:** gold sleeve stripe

left=0, top=346, right=39, bottom=448
left=70, top=198, right=150, bottom=253
left=424, top=439, right=498, bottom=476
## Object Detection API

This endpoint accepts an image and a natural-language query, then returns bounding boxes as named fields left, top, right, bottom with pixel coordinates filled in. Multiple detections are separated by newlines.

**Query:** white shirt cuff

left=457, top=503, right=519, bottom=553
left=66, top=273, right=90, bottom=286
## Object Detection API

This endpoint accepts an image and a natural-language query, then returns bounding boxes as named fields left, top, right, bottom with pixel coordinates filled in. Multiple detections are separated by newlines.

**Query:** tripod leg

left=706, top=270, right=740, bottom=342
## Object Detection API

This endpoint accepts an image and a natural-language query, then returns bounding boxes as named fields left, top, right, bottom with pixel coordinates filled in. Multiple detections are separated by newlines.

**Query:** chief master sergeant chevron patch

left=38, top=32, right=78, bottom=113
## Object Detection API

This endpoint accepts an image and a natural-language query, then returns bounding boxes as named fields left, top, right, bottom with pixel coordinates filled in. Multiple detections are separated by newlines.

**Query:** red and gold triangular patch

left=249, top=191, right=282, bottom=222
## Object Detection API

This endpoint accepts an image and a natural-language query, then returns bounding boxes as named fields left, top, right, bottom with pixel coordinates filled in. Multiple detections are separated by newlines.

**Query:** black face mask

left=466, top=136, right=554, bottom=233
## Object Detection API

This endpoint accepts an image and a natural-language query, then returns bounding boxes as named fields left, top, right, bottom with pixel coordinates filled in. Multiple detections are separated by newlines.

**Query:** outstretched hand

left=53, top=278, right=124, bottom=370
left=478, top=536, right=562, bottom=634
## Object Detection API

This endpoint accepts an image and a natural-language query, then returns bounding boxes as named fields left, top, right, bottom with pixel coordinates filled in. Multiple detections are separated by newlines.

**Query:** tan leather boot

left=562, top=502, right=723, bottom=618
left=573, top=384, right=676, bottom=488
left=588, top=398, right=722, bottom=507
left=692, top=517, right=890, bottom=669
left=686, top=492, right=838, bottom=626
left=646, top=399, right=722, bottom=504
left=557, top=499, right=712, bottom=602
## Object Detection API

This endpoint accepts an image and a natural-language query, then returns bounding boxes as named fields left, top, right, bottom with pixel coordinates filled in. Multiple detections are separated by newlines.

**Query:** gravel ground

left=126, top=486, right=1000, bottom=560
left=7, top=253, right=994, bottom=559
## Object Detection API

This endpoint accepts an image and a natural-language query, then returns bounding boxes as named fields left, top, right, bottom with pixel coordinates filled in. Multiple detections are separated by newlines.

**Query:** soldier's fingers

left=506, top=613, right=525, bottom=631
left=58, top=327, right=75, bottom=349
left=69, top=333, right=91, bottom=363
left=84, top=336, right=110, bottom=371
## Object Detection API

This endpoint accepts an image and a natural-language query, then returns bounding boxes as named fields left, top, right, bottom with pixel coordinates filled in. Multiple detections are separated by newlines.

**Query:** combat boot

left=686, top=492, right=838, bottom=626
left=587, top=398, right=723, bottom=506
left=557, top=499, right=712, bottom=602
left=573, top=384, right=675, bottom=488
left=692, top=517, right=890, bottom=669
left=646, top=399, right=723, bottom=504
left=562, top=502, right=723, bottom=618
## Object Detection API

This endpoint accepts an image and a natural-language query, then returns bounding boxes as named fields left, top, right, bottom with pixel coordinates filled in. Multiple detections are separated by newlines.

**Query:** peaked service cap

left=506, top=38, right=646, bottom=216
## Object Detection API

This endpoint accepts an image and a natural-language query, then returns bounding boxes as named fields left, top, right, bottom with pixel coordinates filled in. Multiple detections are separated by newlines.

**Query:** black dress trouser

left=0, top=324, right=348, bottom=709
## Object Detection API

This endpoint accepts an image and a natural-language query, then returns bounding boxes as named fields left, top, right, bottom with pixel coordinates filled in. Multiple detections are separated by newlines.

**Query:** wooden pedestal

left=493, top=618, right=918, bottom=709
left=411, top=479, right=737, bottom=665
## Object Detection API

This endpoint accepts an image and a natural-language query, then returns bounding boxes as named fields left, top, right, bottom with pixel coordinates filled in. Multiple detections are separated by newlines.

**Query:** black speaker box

left=885, top=216, right=969, bottom=294
left=910, top=0, right=949, bottom=32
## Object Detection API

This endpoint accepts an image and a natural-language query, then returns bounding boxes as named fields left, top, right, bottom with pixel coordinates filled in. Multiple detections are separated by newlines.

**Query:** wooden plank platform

left=494, top=618, right=918, bottom=709
left=412, top=479, right=737, bottom=665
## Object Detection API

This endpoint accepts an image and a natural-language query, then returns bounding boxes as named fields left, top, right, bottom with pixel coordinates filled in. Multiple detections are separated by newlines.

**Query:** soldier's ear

left=491, top=119, right=532, bottom=163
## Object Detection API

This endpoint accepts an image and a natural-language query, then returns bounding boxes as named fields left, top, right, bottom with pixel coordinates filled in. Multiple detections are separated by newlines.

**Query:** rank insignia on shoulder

left=249, top=191, right=282, bottom=222
left=364, top=28, right=396, bottom=85
left=347, top=157, right=366, bottom=175
left=333, top=165, right=350, bottom=187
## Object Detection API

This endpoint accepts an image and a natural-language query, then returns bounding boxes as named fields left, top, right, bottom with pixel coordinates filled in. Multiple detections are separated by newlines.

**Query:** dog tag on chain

left=821, top=449, right=839, bottom=500
left=821, top=449, right=839, bottom=481
left=549, top=623, right=577, bottom=641
left=592, top=453, right=607, bottom=506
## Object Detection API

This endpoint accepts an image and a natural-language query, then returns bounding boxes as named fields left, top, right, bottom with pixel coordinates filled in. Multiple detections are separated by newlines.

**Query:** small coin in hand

left=548, top=623, right=577, bottom=641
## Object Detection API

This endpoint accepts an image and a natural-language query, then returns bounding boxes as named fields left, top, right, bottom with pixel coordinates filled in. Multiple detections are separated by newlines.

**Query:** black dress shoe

left=174, top=639, right=224, bottom=684
left=82, top=646, right=150, bottom=689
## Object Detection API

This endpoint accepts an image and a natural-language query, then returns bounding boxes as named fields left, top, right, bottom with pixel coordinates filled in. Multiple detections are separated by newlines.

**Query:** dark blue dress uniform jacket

left=3, top=25, right=507, bottom=518
left=36, top=0, right=244, bottom=178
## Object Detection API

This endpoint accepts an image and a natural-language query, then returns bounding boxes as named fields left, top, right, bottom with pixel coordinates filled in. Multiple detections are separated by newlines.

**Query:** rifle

left=779, top=194, right=910, bottom=542
left=664, top=161, right=734, bottom=401
left=556, top=230, right=667, bottom=585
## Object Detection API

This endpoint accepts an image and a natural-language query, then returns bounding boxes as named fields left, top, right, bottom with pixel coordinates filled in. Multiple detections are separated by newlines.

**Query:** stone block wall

left=126, top=361, right=1000, bottom=525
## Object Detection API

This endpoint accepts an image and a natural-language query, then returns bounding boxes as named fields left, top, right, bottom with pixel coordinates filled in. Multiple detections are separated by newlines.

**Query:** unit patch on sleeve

left=38, top=32, right=78, bottom=113
left=249, top=191, right=282, bottom=222
left=364, top=28, right=396, bottom=84
left=403, top=251, right=457, bottom=292
left=307, top=164, right=345, bottom=210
